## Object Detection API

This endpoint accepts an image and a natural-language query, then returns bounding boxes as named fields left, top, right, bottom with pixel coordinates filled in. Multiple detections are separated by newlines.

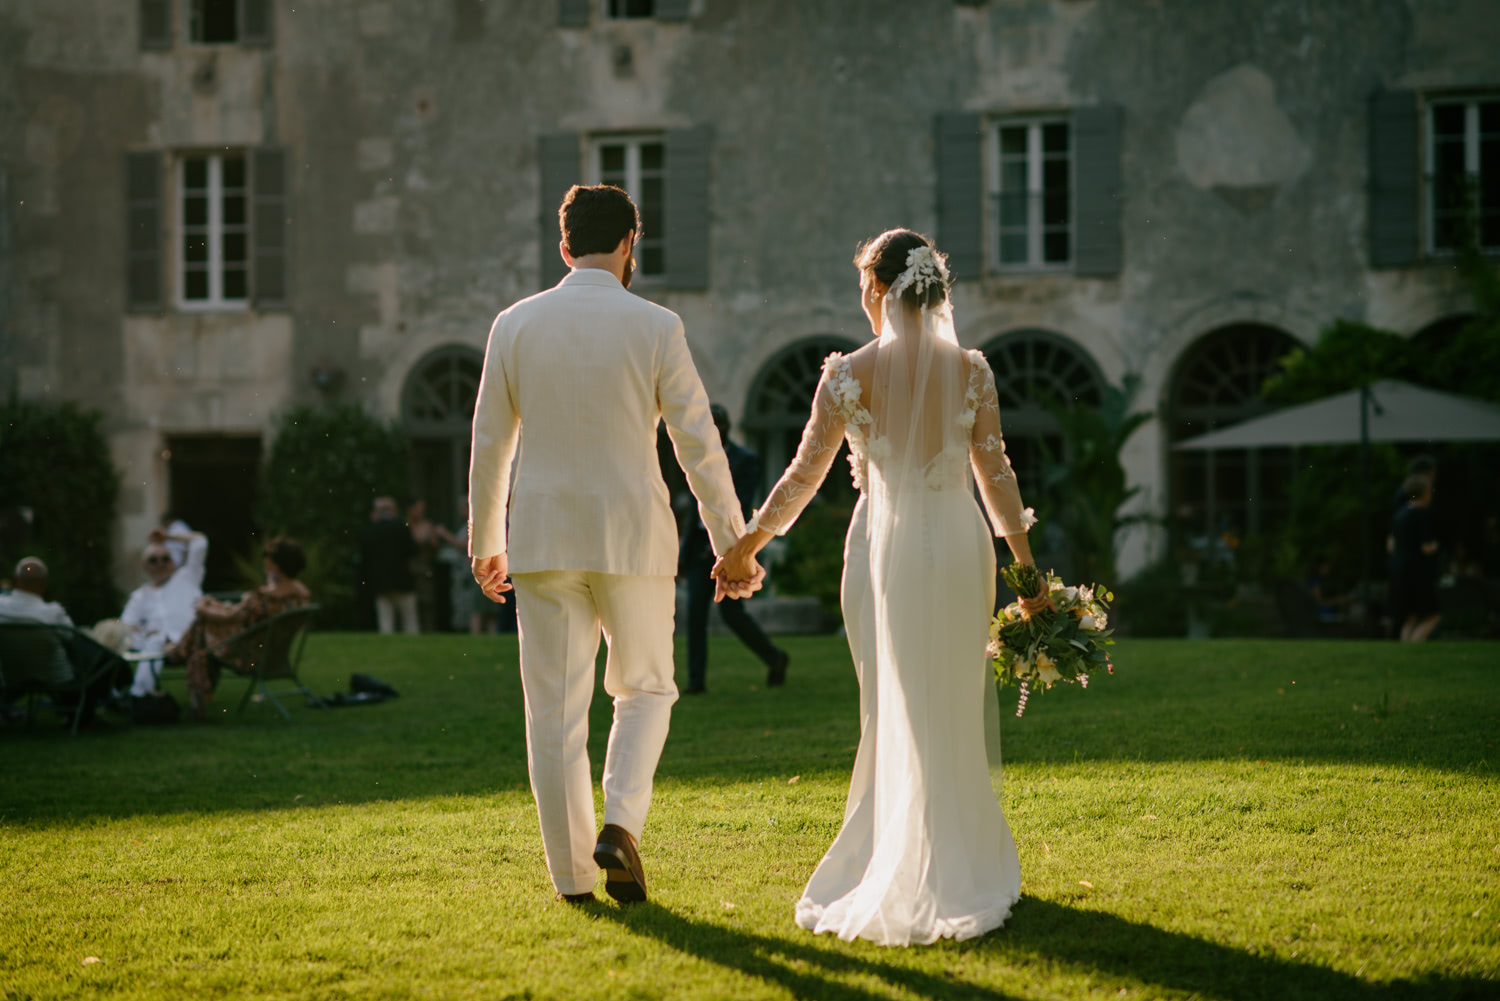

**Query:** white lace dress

left=748, top=349, right=1035, bottom=946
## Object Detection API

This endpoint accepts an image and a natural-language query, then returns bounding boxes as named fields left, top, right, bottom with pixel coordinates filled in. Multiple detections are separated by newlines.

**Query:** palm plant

left=1034, top=375, right=1154, bottom=588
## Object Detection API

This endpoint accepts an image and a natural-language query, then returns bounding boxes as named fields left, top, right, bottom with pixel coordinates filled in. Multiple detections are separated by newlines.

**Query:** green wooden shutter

left=252, top=148, right=288, bottom=307
left=1368, top=90, right=1419, bottom=268
left=140, top=0, right=171, bottom=50
left=558, top=0, right=590, bottom=27
left=656, top=0, right=692, bottom=19
left=241, top=0, right=273, bottom=45
left=538, top=133, right=581, bottom=289
left=125, top=152, right=163, bottom=311
left=664, top=127, right=711, bottom=290
left=1073, top=104, right=1124, bottom=277
left=935, top=112, right=984, bottom=281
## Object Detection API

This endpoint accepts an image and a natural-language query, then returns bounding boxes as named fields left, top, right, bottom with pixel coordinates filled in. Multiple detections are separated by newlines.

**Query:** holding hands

left=710, top=529, right=771, bottom=603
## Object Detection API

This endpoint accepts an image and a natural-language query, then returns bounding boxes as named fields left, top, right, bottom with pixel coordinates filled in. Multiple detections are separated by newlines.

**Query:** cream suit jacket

left=468, top=268, right=744, bottom=576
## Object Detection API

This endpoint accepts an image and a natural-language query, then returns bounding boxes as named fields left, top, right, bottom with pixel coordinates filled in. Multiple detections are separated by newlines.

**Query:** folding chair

left=207, top=605, right=323, bottom=721
left=0, top=621, right=130, bottom=734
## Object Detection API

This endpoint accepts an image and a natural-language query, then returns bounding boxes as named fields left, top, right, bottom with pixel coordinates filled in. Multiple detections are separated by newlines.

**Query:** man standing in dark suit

left=679, top=405, right=789, bottom=694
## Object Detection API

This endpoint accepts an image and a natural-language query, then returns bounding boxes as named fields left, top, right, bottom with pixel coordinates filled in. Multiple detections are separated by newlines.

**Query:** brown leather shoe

left=593, top=824, right=647, bottom=903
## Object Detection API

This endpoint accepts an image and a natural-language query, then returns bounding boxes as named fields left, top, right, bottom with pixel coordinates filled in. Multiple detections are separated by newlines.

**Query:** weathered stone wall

left=1, top=0, right=1493, bottom=590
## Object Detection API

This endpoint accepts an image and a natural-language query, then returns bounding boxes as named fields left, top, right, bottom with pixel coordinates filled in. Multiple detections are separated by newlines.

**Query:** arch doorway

left=979, top=329, right=1106, bottom=497
left=402, top=345, right=484, bottom=530
left=742, top=335, right=862, bottom=502
left=1167, top=323, right=1300, bottom=544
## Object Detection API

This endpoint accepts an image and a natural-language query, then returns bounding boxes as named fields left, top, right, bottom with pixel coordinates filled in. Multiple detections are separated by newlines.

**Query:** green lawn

left=1, top=634, right=1496, bottom=1000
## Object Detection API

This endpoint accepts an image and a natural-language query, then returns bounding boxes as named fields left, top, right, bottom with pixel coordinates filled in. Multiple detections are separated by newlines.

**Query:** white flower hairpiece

left=887, top=245, right=949, bottom=302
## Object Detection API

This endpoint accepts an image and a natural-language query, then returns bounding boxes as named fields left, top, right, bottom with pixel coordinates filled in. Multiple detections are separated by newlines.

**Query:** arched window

left=1167, top=323, right=1300, bottom=543
left=742, top=335, right=862, bottom=500
left=980, top=330, right=1105, bottom=496
left=402, top=345, right=484, bottom=529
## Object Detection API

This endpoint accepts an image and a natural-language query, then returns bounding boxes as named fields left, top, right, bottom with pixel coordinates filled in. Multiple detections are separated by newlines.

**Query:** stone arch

left=1165, top=323, right=1300, bottom=543
left=978, top=328, right=1107, bottom=495
left=742, top=334, right=862, bottom=497
left=401, top=344, right=484, bottom=530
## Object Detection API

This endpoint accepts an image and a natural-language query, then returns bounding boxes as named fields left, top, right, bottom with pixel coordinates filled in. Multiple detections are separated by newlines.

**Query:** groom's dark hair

left=559, top=184, right=640, bottom=257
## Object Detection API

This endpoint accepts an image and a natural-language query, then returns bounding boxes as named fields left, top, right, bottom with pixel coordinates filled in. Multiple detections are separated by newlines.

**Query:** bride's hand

left=1019, top=588, right=1054, bottom=615
left=712, top=559, right=765, bottom=602
left=711, top=535, right=764, bottom=602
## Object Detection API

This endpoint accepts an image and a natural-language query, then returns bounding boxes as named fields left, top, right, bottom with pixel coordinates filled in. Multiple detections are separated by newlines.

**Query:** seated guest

left=121, top=526, right=209, bottom=696
left=0, top=557, right=127, bottom=727
left=0, top=557, right=73, bottom=629
left=159, top=510, right=195, bottom=568
left=167, top=537, right=311, bottom=719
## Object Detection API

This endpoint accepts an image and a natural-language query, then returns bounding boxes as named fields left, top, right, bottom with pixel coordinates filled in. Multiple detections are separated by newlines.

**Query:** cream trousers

left=510, top=571, right=678, bottom=896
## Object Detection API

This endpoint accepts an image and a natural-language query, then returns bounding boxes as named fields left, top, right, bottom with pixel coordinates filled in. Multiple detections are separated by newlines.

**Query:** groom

left=469, top=184, right=761, bottom=904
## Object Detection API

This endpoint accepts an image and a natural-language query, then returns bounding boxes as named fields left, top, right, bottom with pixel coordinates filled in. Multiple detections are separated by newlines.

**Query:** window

left=403, top=346, right=486, bottom=532
left=1168, top=324, right=1299, bottom=543
left=980, top=331, right=1104, bottom=498
left=991, top=118, right=1071, bottom=270
left=1427, top=96, right=1500, bottom=252
left=190, top=0, right=239, bottom=43
left=592, top=136, right=666, bottom=277
left=179, top=152, right=249, bottom=308
left=609, top=0, right=655, bottom=17
left=743, top=336, right=862, bottom=501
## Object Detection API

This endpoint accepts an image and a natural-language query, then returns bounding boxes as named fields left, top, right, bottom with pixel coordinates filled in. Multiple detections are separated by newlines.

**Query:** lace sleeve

left=747, top=357, right=850, bottom=536
left=967, top=352, right=1035, bottom=538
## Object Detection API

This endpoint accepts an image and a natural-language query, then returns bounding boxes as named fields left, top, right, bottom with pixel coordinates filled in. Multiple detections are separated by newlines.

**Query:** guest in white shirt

left=0, top=558, right=74, bottom=626
left=0, top=557, right=77, bottom=689
left=121, top=527, right=208, bottom=696
left=160, top=512, right=194, bottom=568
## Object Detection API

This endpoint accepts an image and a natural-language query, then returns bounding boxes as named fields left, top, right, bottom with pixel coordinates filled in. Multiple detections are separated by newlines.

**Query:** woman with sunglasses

left=166, top=536, right=311, bottom=719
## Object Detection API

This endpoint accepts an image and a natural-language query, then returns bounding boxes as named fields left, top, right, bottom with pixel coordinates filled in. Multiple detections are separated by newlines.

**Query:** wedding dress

left=747, top=291, right=1035, bottom=946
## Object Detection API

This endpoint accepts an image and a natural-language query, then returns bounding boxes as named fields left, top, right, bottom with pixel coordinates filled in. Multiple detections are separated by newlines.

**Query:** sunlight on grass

left=2, top=635, right=1496, bottom=999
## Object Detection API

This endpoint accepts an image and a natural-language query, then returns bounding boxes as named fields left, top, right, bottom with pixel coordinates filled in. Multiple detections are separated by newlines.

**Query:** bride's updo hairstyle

left=854, top=228, right=950, bottom=310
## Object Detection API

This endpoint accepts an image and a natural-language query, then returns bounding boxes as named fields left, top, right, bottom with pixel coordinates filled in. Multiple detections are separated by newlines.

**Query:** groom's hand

left=711, top=559, right=765, bottom=603
left=472, top=553, right=514, bottom=604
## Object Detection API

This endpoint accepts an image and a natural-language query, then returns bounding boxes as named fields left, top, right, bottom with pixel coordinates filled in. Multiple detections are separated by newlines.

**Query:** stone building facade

left=1, top=0, right=1495, bottom=591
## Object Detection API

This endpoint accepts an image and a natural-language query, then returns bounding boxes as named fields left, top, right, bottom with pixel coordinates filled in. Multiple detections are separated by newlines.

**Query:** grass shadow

left=595, top=901, right=1020, bottom=1001
left=598, top=897, right=1493, bottom=1001
left=981, top=897, right=1493, bottom=1000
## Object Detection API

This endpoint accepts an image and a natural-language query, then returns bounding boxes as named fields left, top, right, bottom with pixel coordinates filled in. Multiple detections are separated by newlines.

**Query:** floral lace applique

left=824, top=355, right=871, bottom=425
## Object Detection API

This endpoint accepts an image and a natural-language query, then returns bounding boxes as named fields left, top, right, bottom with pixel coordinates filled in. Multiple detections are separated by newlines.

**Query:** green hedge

left=0, top=400, right=121, bottom=623
left=256, top=405, right=410, bottom=628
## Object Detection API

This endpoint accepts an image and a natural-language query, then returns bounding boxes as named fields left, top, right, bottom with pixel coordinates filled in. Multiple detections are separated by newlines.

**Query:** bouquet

left=989, top=564, right=1114, bottom=716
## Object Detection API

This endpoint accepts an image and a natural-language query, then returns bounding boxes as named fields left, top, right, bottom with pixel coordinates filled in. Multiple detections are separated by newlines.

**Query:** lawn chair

left=0, top=620, right=131, bottom=734
left=207, top=604, right=323, bottom=721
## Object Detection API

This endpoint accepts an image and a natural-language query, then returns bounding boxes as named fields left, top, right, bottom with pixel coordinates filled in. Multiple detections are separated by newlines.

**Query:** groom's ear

left=559, top=240, right=574, bottom=268
left=615, top=231, right=636, bottom=258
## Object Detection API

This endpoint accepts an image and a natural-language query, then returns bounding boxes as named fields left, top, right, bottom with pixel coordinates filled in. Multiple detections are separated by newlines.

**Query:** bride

left=713, top=229, right=1047, bottom=946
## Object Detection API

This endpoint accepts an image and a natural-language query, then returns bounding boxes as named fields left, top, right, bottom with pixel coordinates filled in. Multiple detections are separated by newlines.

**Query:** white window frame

left=988, top=116, right=1073, bottom=273
left=1425, top=95, right=1500, bottom=255
left=589, top=134, right=666, bottom=280
left=177, top=151, right=249, bottom=311
left=188, top=0, right=240, bottom=45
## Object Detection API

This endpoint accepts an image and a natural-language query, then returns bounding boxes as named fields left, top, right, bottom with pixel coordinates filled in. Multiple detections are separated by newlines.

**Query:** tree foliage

left=0, top=399, right=121, bottom=623
left=1036, top=375, right=1154, bottom=588
left=256, top=405, right=410, bottom=627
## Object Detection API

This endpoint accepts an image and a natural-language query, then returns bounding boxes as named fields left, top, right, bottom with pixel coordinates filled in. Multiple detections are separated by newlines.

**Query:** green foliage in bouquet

left=989, top=563, right=1114, bottom=716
